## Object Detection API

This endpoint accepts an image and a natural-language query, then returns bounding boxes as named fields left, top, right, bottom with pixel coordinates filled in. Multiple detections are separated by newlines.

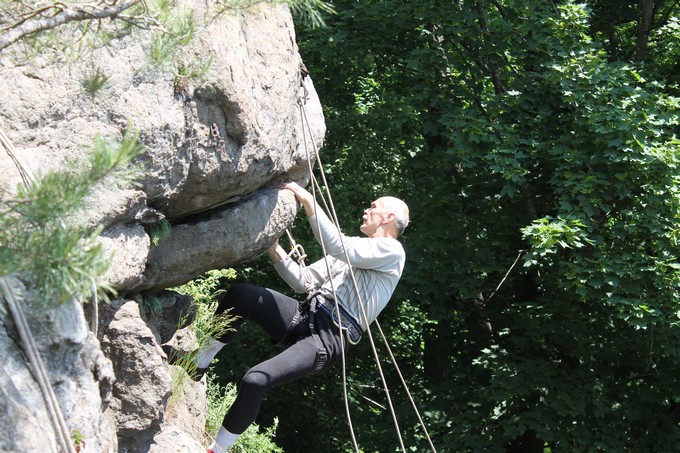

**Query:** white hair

left=380, top=196, right=410, bottom=237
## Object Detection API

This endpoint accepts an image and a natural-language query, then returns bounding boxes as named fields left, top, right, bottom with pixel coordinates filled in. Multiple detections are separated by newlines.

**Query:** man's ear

left=383, top=212, right=396, bottom=224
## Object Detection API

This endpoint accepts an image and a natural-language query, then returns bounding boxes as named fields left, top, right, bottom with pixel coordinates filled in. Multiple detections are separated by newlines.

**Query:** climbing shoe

left=161, top=344, right=208, bottom=381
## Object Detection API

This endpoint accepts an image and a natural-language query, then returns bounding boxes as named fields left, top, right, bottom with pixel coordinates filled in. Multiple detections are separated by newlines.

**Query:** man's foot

left=161, top=344, right=208, bottom=381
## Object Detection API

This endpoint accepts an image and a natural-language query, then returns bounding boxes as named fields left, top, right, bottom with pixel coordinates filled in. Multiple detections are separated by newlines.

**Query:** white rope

left=297, top=82, right=438, bottom=452
left=297, top=90, right=359, bottom=451
left=487, top=249, right=524, bottom=303
left=373, top=318, right=438, bottom=452
left=300, top=90, right=406, bottom=452
left=0, top=278, right=76, bottom=453
left=0, top=128, right=34, bottom=189
left=90, top=278, right=99, bottom=336
left=299, top=104, right=406, bottom=452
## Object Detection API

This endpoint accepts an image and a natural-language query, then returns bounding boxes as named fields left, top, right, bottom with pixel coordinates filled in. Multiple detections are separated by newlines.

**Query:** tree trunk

left=476, top=1, right=504, bottom=94
left=634, top=0, right=655, bottom=62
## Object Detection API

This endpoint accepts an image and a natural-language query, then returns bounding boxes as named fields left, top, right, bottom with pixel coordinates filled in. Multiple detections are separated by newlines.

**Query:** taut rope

left=296, top=78, right=437, bottom=452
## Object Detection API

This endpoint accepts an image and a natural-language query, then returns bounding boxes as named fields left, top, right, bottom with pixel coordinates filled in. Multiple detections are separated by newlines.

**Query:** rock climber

left=166, top=181, right=409, bottom=453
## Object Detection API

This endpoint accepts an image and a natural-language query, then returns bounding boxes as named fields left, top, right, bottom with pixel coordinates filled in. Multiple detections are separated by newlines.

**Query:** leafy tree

left=260, top=0, right=680, bottom=451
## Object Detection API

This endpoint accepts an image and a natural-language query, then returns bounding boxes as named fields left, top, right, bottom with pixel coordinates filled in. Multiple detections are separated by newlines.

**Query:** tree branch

left=0, top=0, right=141, bottom=51
left=659, top=0, right=680, bottom=25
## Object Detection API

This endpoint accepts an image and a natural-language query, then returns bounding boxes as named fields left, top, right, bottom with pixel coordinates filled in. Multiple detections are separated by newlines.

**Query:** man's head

left=360, top=196, right=410, bottom=239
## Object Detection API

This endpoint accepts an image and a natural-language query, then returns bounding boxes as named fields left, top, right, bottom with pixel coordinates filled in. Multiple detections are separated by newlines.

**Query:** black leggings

left=214, top=283, right=348, bottom=434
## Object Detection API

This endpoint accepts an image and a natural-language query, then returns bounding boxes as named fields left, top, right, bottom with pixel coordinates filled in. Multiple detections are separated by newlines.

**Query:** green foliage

left=216, top=0, right=335, bottom=28
left=288, top=0, right=680, bottom=452
left=81, top=66, right=109, bottom=97
left=205, top=377, right=283, bottom=452
left=146, top=0, right=196, bottom=72
left=140, top=294, right=163, bottom=318
left=146, top=219, right=172, bottom=246
left=175, top=54, right=214, bottom=90
left=2, top=2, right=134, bottom=63
left=1, top=0, right=199, bottom=78
left=0, top=126, right=141, bottom=307
left=174, top=268, right=236, bottom=306
left=522, top=217, right=594, bottom=261
left=285, top=0, right=335, bottom=28
left=172, top=268, right=238, bottom=368
left=70, top=428, right=85, bottom=452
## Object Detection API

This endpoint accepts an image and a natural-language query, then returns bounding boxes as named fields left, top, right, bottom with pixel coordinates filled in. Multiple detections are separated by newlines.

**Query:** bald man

left=198, top=182, right=409, bottom=453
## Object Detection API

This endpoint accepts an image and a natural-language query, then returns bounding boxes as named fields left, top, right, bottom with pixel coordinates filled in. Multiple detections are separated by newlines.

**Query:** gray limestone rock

left=0, top=2, right=324, bottom=451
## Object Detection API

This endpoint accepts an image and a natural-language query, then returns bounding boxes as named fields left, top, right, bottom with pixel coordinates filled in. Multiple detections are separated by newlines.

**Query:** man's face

left=360, top=198, right=390, bottom=237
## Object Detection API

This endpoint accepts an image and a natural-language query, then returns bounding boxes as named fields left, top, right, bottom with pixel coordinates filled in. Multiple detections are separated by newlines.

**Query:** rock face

left=0, top=2, right=324, bottom=452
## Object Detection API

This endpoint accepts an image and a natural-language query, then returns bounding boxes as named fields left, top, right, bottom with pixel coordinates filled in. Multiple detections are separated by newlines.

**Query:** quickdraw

left=285, top=228, right=315, bottom=294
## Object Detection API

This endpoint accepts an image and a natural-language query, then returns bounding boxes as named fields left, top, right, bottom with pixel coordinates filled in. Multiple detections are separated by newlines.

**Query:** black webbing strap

left=308, top=294, right=328, bottom=373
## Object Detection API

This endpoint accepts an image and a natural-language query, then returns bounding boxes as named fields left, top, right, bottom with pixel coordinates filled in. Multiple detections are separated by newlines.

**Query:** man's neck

left=370, top=227, right=397, bottom=239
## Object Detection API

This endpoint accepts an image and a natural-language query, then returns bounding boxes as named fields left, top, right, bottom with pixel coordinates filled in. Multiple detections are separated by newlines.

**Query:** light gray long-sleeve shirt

left=274, top=209, right=405, bottom=331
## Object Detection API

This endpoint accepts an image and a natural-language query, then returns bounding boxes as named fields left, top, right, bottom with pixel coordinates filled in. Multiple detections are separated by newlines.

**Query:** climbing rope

left=373, top=318, right=438, bottom=452
left=298, top=97, right=405, bottom=452
left=1, top=129, right=77, bottom=453
left=1, top=278, right=76, bottom=453
left=0, top=128, right=33, bottom=189
left=296, top=81, right=361, bottom=449
left=90, top=278, right=99, bottom=336
left=296, top=79, right=437, bottom=452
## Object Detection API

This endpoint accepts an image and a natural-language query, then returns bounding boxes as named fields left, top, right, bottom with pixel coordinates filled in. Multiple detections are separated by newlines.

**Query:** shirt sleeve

left=273, top=254, right=336, bottom=293
left=308, top=209, right=404, bottom=271
left=273, top=256, right=308, bottom=293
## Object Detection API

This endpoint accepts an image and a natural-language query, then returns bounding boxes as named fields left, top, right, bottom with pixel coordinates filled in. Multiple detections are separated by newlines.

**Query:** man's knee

left=217, top=283, right=259, bottom=315
left=240, top=368, right=272, bottom=394
left=225, top=282, right=255, bottom=302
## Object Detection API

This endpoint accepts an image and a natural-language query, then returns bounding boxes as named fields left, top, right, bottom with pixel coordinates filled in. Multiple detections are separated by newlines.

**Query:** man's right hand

left=283, top=182, right=317, bottom=218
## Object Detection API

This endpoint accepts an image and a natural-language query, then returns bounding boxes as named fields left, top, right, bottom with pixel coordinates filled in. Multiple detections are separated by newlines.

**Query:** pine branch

left=0, top=0, right=143, bottom=51
left=0, top=125, right=141, bottom=306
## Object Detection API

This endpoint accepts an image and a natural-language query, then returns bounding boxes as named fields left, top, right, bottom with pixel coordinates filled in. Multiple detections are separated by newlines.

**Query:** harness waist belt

left=315, top=295, right=363, bottom=345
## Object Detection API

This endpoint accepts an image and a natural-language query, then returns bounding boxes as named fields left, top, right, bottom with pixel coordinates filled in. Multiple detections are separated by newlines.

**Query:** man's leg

left=188, top=283, right=299, bottom=372
left=214, top=282, right=300, bottom=344
left=207, top=335, right=321, bottom=453
left=206, top=284, right=310, bottom=453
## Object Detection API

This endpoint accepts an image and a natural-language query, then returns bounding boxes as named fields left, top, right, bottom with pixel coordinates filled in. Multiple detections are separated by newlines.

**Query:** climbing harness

left=316, top=295, right=362, bottom=344
left=285, top=229, right=363, bottom=345
left=283, top=228, right=329, bottom=372
left=296, top=75, right=437, bottom=453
